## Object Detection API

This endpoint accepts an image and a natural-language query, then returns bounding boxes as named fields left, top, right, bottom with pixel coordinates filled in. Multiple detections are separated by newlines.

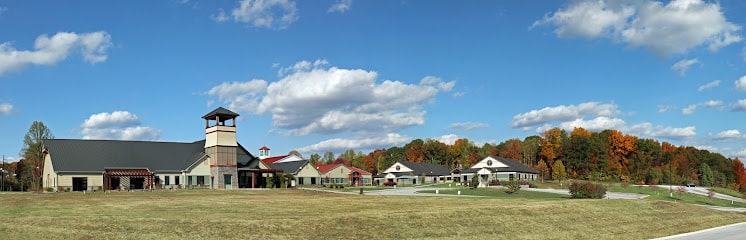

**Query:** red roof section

left=259, top=146, right=270, bottom=150
left=261, top=155, right=289, bottom=165
left=348, top=166, right=371, bottom=175
left=315, top=163, right=343, bottom=174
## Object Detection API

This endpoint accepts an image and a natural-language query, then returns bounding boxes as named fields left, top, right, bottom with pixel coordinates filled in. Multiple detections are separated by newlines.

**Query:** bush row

left=569, top=181, right=607, bottom=199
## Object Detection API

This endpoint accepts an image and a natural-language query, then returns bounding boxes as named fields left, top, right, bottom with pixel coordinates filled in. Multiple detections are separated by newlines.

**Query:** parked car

left=383, top=181, right=397, bottom=186
left=685, top=183, right=696, bottom=187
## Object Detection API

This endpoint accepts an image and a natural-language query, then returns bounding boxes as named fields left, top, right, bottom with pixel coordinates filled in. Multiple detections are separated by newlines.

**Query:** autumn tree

left=552, top=160, right=567, bottom=183
left=734, top=158, right=746, bottom=192
left=607, top=130, right=636, bottom=178
left=20, top=121, right=53, bottom=191
left=540, top=127, right=565, bottom=172
left=536, top=159, right=549, bottom=182
left=405, top=139, right=425, bottom=163
left=498, top=139, right=522, bottom=161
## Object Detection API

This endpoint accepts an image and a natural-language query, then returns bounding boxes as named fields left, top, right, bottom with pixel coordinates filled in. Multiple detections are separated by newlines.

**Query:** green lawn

left=419, top=188, right=568, bottom=199
left=709, top=187, right=745, bottom=198
left=0, top=190, right=745, bottom=239
left=604, top=185, right=746, bottom=208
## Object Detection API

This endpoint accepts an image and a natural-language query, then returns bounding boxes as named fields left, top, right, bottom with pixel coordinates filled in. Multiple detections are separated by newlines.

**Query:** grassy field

left=709, top=187, right=745, bottom=198
left=0, top=189, right=745, bottom=239
left=419, top=188, right=567, bottom=200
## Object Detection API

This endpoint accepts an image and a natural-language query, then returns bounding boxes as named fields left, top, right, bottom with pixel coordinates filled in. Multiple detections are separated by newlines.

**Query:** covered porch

left=237, top=168, right=284, bottom=188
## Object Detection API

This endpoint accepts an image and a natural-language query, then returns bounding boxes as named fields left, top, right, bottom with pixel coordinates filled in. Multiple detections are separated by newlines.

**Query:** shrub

left=569, top=181, right=607, bottom=199
left=469, top=175, right=479, bottom=189
left=504, top=179, right=521, bottom=194
left=489, top=179, right=499, bottom=186
left=45, top=187, right=54, bottom=192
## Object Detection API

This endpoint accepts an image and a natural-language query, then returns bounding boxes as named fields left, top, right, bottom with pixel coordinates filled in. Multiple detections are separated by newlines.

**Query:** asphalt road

left=652, top=222, right=746, bottom=240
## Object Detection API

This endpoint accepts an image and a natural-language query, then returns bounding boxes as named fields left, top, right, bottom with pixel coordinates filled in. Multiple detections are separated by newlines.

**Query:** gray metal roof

left=269, top=160, right=308, bottom=175
left=462, top=156, right=538, bottom=174
left=202, top=107, right=239, bottom=119
left=44, top=139, right=258, bottom=173
left=398, top=161, right=451, bottom=176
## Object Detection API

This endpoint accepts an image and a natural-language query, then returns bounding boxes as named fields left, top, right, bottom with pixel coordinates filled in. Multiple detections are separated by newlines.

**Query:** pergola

left=103, top=168, right=154, bottom=190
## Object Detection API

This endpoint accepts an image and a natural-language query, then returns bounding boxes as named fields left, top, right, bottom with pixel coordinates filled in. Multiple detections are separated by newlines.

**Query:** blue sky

left=1, top=0, right=746, bottom=162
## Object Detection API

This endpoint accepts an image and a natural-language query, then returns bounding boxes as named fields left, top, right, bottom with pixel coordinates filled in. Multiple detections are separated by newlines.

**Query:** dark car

left=685, top=183, right=696, bottom=187
left=383, top=181, right=397, bottom=186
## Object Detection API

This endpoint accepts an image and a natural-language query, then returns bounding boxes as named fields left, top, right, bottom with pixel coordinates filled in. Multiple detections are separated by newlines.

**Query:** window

left=165, top=176, right=170, bottom=185
left=175, top=176, right=180, bottom=185
left=197, top=176, right=205, bottom=185
left=298, top=177, right=304, bottom=185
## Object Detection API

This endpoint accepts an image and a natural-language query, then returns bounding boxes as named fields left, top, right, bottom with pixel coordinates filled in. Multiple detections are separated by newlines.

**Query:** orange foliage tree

left=540, top=127, right=564, bottom=171
left=734, top=158, right=746, bottom=192
left=607, top=130, right=636, bottom=177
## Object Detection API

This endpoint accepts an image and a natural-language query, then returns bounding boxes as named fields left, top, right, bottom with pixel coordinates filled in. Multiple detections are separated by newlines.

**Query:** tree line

left=300, top=127, right=746, bottom=192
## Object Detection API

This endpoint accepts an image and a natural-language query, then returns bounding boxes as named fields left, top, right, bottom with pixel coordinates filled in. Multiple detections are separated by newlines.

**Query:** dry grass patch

left=0, top=190, right=744, bottom=239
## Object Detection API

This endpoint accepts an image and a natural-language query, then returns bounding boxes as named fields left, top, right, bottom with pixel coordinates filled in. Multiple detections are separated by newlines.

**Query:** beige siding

left=42, top=154, right=57, bottom=190
left=57, top=174, right=103, bottom=191
left=295, top=162, right=320, bottom=178
left=205, top=126, right=237, bottom=147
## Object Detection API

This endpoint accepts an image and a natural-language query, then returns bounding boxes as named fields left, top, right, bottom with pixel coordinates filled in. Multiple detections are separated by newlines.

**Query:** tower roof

left=202, top=107, right=239, bottom=119
left=259, top=146, right=270, bottom=150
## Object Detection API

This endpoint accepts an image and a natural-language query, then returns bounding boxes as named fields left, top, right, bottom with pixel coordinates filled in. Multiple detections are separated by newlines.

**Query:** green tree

left=322, top=152, right=335, bottom=164
left=521, top=136, right=541, bottom=167
left=699, top=162, right=713, bottom=187
left=552, top=160, right=567, bottom=183
left=309, top=153, right=321, bottom=164
left=20, top=121, right=53, bottom=191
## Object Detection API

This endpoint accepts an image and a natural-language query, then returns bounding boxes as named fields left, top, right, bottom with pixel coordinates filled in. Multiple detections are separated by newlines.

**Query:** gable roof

left=202, top=107, right=239, bottom=119
left=261, top=155, right=290, bottom=165
left=44, top=139, right=259, bottom=173
left=348, top=166, right=371, bottom=175
left=467, top=156, right=538, bottom=174
left=398, top=161, right=451, bottom=176
left=316, top=163, right=347, bottom=174
left=269, top=160, right=309, bottom=175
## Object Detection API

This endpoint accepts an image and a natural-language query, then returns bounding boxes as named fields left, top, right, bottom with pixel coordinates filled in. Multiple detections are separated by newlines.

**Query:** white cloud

left=702, top=100, right=723, bottom=108
left=629, top=122, right=696, bottom=139
left=733, top=149, right=746, bottom=159
left=420, top=76, right=456, bottom=91
left=732, top=99, right=746, bottom=112
left=447, top=122, right=489, bottom=131
left=0, top=31, right=113, bottom=75
left=698, top=80, right=720, bottom=91
left=437, top=134, right=461, bottom=145
left=0, top=6, right=7, bottom=15
left=681, top=104, right=696, bottom=115
left=0, top=103, right=12, bottom=115
left=206, top=80, right=268, bottom=112
left=657, top=105, right=676, bottom=113
left=534, top=0, right=742, bottom=56
left=511, top=102, right=620, bottom=128
left=557, top=116, right=626, bottom=132
left=713, top=129, right=742, bottom=140
left=215, top=0, right=298, bottom=29
left=81, top=111, right=161, bottom=141
left=207, top=60, right=453, bottom=135
left=671, top=58, right=698, bottom=76
left=297, top=133, right=410, bottom=153
left=328, top=0, right=352, bottom=13
left=736, top=76, right=746, bottom=91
